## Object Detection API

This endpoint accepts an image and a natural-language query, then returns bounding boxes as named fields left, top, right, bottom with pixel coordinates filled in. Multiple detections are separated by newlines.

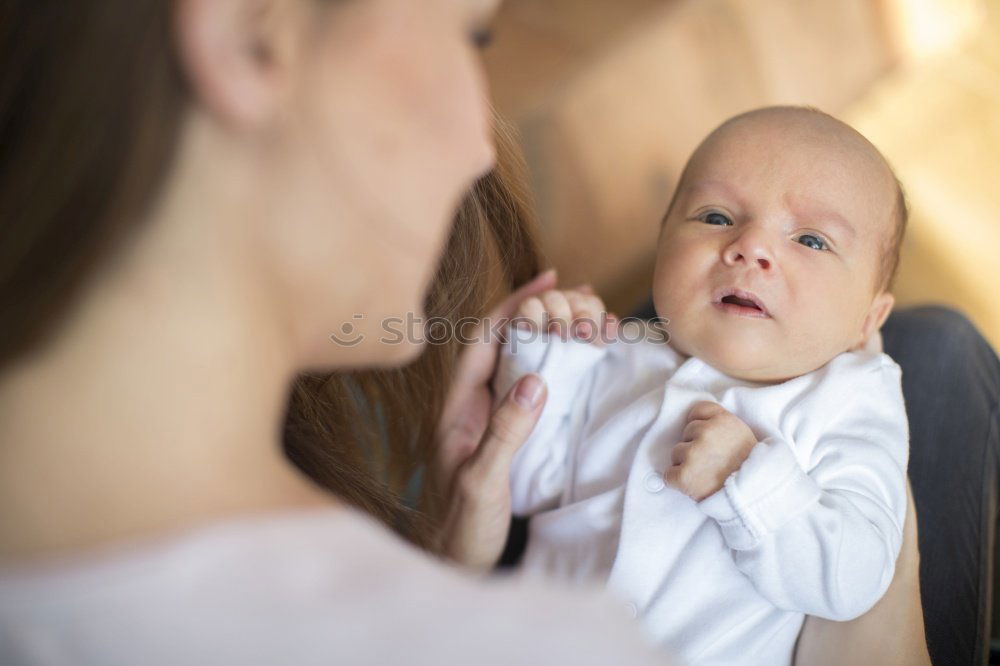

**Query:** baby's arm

left=676, top=360, right=909, bottom=620
left=492, top=287, right=614, bottom=516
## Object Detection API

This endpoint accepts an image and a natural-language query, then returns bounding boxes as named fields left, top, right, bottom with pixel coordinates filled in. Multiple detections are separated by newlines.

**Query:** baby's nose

left=728, top=252, right=771, bottom=269
left=723, top=235, right=773, bottom=269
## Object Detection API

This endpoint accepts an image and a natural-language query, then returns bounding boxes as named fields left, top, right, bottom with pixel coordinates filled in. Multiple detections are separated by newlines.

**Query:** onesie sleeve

left=492, top=326, right=610, bottom=515
left=696, top=354, right=909, bottom=621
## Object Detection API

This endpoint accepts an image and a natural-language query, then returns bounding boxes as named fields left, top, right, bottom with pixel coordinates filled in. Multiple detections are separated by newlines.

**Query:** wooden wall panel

left=484, top=0, right=899, bottom=312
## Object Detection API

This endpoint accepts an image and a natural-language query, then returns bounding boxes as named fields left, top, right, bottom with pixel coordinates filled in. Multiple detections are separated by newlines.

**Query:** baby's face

left=653, top=111, right=897, bottom=382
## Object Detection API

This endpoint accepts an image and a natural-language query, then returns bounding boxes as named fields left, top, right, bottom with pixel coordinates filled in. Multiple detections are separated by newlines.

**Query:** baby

left=492, top=106, right=909, bottom=666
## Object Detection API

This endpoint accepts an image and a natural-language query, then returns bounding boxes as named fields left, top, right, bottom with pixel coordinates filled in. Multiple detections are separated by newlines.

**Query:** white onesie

left=493, top=322, right=909, bottom=666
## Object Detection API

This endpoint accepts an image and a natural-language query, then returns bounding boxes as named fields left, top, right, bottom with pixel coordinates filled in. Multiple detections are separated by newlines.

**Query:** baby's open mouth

left=713, top=288, right=771, bottom=319
left=722, top=295, right=760, bottom=310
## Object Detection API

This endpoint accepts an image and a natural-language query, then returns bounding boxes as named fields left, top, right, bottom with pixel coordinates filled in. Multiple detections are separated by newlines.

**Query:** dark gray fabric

left=881, top=306, right=1000, bottom=666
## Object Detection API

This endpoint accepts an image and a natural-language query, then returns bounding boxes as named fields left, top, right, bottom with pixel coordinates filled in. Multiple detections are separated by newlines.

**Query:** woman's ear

left=174, top=0, right=300, bottom=128
left=855, top=291, right=895, bottom=351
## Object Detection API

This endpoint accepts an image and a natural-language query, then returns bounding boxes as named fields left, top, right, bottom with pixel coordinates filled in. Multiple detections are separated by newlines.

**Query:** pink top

left=0, top=507, right=669, bottom=665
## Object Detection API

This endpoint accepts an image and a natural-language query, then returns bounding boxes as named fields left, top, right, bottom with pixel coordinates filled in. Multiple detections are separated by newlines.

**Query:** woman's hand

left=427, top=269, right=559, bottom=571
left=795, top=480, right=930, bottom=665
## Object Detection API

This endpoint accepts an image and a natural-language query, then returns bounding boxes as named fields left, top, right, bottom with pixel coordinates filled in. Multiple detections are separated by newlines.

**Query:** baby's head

left=653, top=106, right=907, bottom=383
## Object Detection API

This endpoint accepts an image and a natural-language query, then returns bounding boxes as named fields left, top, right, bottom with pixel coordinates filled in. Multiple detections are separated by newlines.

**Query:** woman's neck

left=0, top=157, right=335, bottom=562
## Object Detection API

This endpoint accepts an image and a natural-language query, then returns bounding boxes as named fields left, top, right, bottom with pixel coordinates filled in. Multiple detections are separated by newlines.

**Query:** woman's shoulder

left=0, top=506, right=668, bottom=665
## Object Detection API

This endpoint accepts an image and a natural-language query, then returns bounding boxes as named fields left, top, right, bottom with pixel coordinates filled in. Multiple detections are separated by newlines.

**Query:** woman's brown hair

left=0, top=2, right=186, bottom=368
left=283, top=118, right=545, bottom=547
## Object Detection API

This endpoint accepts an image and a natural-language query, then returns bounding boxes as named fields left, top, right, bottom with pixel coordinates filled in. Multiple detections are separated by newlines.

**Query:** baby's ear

left=855, top=291, right=895, bottom=350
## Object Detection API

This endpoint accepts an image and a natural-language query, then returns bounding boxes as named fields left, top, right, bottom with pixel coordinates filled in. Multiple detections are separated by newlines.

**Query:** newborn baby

left=492, top=106, right=909, bottom=666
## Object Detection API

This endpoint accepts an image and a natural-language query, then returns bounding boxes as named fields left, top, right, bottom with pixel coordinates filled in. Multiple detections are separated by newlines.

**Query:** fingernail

left=574, top=321, right=592, bottom=339
left=514, top=374, right=545, bottom=409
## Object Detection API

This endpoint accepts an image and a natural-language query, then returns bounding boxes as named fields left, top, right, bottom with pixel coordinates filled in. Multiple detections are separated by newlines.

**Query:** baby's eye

left=702, top=212, right=732, bottom=226
left=796, top=234, right=828, bottom=251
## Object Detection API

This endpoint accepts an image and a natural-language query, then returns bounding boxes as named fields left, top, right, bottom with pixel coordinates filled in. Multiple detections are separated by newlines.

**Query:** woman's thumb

left=511, top=373, right=547, bottom=410
left=470, top=374, right=547, bottom=476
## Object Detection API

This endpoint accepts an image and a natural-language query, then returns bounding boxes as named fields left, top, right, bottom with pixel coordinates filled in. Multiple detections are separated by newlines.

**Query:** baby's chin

left=670, top=334, right=812, bottom=385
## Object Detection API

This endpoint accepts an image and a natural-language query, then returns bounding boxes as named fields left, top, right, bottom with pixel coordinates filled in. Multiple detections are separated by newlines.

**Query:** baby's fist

left=513, top=285, right=616, bottom=345
left=665, top=401, right=757, bottom=501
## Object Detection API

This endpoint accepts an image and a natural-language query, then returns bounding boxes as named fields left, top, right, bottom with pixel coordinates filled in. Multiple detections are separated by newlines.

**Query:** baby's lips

left=713, top=286, right=772, bottom=318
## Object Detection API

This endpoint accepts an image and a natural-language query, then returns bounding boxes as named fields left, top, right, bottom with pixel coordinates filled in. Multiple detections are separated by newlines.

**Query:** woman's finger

left=436, top=374, right=548, bottom=571
left=490, top=268, right=558, bottom=322
left=464, top=373, right=548, bottom=483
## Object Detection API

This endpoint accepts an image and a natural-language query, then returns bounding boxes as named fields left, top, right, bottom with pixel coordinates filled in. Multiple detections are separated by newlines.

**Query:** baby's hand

left=665, top=401, right=757, bottom=501
left=513, top=284, right=617, bottom=345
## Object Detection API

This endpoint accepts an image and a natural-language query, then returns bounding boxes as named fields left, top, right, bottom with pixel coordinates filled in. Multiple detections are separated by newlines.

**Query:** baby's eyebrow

left=785, top=195, right=857, bottom=243
left=683, top=180, right=747, bottom=207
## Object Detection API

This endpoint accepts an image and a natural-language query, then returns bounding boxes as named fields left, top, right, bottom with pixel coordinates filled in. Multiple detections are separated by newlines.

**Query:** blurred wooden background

left=482, top=0, right=999, bottom=348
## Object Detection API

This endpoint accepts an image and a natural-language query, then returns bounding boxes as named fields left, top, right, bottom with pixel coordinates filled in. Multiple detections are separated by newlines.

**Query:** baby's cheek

left=790, top=289, right=860, bottom=357
left=653, top=246, right=699, bottom=295
left=651, top=264, right=684, bottom=314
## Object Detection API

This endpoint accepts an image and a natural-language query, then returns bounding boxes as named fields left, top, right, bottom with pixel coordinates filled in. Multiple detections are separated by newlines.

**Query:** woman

left=0, top=1, right=658, bottom=663
left=0, top=0, right=933, bottom=663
